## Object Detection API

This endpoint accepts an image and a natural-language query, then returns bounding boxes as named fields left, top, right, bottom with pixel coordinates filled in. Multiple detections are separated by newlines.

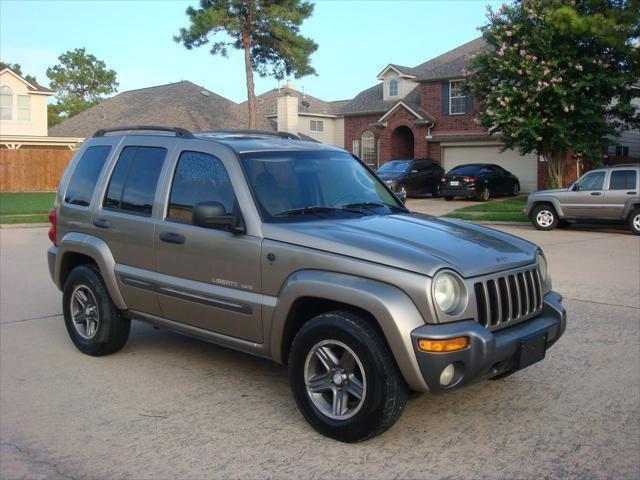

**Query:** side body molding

left=268, top=270, right=429, bottom=392
left=55, top=232, right=127, bottom=310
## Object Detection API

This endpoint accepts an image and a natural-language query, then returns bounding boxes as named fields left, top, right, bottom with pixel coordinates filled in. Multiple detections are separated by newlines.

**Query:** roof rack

left=608, top=163, right=640, bottom=167
left=92, top=125, right=195, bottom=138
left=202, top=129, right=301, bottom=140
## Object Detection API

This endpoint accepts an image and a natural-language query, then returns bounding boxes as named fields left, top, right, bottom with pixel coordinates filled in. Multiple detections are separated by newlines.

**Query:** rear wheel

left=289, top=311, right=408, bottom=442
left=531, top=204, right=559, bottom=231
left=62, top=265, right=130, bottom=356
left=511, top=183, right=520, bottom=196
left=628, top=208, right=640, bottom=235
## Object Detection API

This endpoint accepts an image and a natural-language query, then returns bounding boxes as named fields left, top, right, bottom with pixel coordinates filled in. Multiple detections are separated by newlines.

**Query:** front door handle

left=92, top=218, right=111, bottom=229
left=159, top=231, right=186, bottom=245
left=590, top=192, right=602, bottom=196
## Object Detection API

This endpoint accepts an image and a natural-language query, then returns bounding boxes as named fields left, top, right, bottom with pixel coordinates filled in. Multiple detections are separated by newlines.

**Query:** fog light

left=440, top=363, right=455, bottom=386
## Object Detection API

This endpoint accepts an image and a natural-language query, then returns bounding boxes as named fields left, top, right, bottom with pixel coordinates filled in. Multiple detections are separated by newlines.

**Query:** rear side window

left=64, top=146, right=112, bottom=206
left=104, top=146, right=167, bottom=216
left=609, top=170, right=637, bottom=190
left=448, top=165, right=481, bottom=175
left=167, top=151, right=236, bottom=224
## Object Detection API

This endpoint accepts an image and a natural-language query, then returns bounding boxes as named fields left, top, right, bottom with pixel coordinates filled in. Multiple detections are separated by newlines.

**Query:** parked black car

left=376, top=159, right=444, bottom=198
left=440, top=163, right=520, bottom=201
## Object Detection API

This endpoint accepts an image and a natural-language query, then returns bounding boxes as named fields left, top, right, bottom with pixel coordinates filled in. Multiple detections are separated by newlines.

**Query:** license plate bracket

left=517, top=332, right=547, bottom=370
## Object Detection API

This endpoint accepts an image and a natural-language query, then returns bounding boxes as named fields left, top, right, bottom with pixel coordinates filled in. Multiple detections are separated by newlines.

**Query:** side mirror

left=410, top=169, right=419, bottom=174
left=193, top=201, right=245, bottom=233
left=572, top=183, right=580, bottom=191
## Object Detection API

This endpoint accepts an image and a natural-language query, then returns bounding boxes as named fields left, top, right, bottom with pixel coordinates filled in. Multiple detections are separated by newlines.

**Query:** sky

left=0, top=0, right=504, bottom=104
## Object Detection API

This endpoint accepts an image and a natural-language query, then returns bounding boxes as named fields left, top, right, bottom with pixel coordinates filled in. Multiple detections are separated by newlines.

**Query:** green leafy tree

left=468, top=0, right=639, bottom=188
left=46, top=48, right=118, bottom=125
left=176, top=0, right=318, bottom=129
left=0, top=61, right=38, bottom=84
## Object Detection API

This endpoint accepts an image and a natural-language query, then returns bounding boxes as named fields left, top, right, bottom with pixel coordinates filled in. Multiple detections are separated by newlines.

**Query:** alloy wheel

left=304, top=340, right=367, bottom=420
left=634, top=213, right=640, bottom=232
left=69, top=285, right=100, bottom=340
left=536, top=210, right=555, bottom=228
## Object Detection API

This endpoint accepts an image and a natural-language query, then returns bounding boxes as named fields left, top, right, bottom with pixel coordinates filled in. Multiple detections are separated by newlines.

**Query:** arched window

left=360, top=130, right=376, bottom=167
left=389, top=79, right=398, bottom=97
left=0, top=86, right=12, bottom=120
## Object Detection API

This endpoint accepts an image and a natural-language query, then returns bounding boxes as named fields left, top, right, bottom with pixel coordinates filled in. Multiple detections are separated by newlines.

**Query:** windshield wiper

left=341, top=202, right=408, bottom=212
left=275, top=206, right=361, bottom=217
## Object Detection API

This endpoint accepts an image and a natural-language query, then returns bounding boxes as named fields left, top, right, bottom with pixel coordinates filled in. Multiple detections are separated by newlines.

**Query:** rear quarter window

left=64, top=145, right=112, bottom=206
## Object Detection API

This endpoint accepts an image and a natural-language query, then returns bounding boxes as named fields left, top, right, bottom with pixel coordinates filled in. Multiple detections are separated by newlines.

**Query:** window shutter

left=441, top=82, right=449, bottom=116
left=465, top=93, right=473, bottom=114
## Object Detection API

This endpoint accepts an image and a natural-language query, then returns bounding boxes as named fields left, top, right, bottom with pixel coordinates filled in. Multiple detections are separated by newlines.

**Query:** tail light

left=48, top=208, right=57, bottom=245
left=463, top=177, right=478, bottom=182
left=440, top=176, right=447, bottom=182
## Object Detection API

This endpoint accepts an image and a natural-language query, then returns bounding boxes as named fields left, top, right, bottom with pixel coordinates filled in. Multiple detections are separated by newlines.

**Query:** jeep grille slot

left=474, top=267, right=543, bottom=330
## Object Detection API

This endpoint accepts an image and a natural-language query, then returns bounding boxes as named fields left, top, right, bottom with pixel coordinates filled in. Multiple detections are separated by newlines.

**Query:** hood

left=262, top=213, right=538, bottom=278
left=376, top=172, right=405, bottom=181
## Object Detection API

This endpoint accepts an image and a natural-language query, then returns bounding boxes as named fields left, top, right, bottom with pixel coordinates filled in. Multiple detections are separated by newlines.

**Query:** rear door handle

left=627, top=191, right=637, bottom=195
left=590, top=192, right=602, bottom=196
left=159, top=231, right=185, bottom=244
left=92, top=218, right=111, bottom=229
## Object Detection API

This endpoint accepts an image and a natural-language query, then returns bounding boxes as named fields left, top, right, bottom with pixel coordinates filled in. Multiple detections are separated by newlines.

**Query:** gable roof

left=49, top=81, right=254, bottom=137
left=413, top=37, right=489, bottom=81
left=0, top=68, right=54, bottom=94
left=342, top=37, right=489, bottom=116
left=376, top=64, right=417, bottom=79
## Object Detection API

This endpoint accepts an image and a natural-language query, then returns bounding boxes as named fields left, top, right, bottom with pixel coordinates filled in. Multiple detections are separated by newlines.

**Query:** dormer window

left=0, top=86, right=12, bottom=120
left=389, top=79, right=398, bottom=97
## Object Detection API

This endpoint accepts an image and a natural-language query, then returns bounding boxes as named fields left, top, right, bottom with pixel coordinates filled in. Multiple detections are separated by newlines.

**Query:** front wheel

left=628, top=208, right=640, bottom=235
left=531, top=204, right=559, bottom=231
left=289, top=312, right=408, bottom=442
left=397, top=184, right=408, bottom=199
left=432, top=183, right=441, bottom=198
left=443, top=196, right=453, bottom=201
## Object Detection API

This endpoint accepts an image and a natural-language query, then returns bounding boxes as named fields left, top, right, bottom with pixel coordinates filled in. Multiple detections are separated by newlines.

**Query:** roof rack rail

left=608, top=163, right=640, bottom=167
left=205, top=129, right=301, bottom=140
left=92, top=125, right=195, bottom=138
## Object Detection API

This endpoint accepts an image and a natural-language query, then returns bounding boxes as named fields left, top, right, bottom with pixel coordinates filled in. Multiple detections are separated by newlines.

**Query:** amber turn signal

left=418, top=336, right=469, bottom=352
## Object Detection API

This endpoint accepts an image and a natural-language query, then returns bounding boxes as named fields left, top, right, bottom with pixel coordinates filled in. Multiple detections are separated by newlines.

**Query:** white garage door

left=442, top=145, right=539, bottom=192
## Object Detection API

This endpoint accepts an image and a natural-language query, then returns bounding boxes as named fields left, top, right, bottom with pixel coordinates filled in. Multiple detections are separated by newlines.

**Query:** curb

left=0, top=223, right=49, bottom=229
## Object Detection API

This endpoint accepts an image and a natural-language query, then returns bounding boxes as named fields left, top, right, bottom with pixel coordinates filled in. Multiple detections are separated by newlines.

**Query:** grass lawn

left=0, top=192, right=56, bottom=224
left=444, top=196, right=529, bottom=222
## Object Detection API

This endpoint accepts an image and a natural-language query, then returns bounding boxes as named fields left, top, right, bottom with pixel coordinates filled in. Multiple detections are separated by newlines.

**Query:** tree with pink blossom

left=468, top=0, right=639, bottom=188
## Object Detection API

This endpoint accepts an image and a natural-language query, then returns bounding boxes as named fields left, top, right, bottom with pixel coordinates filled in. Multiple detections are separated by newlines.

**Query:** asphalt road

left=1, top=223, right=639, bottom=479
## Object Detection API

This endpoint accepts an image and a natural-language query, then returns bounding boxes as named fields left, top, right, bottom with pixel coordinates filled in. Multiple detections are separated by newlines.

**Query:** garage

left=442, top=144, right=539, bottom=192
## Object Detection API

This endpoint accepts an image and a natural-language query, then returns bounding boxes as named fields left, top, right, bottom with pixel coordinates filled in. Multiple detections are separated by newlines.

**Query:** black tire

left=62, top=265, right=130, bottom=356
left=432, top=183, right=441, bottom=198
left=628, top=208, right=640, bottom=235
left=511, top=182, right=520, bottom=196
left=531, top=204, right=559, bottom=231
left=443, top=196, right=453, bottom=201
left=478, top=186, right=491, bottom=202
left=289, top=311, right=408, bottom=442
left=397, top=183, right=408, bottom=199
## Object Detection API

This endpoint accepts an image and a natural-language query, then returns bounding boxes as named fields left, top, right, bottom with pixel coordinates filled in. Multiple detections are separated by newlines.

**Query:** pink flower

left=563, top=106, right=569, bottom=112
left=543, top=68, right=551, bottom=75
left=506, top=30, right=513, bottom=37
left=576, top=64, right=583, bottom=71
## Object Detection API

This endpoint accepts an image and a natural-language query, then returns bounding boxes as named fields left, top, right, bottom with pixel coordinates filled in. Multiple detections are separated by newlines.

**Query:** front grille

left=474, top=267, right=543, bottom=330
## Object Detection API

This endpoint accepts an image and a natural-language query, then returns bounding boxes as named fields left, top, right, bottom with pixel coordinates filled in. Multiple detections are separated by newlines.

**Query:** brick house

left=341, top=38, right=579, bottom=192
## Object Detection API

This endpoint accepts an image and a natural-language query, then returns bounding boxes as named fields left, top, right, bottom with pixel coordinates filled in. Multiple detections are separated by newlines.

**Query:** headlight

left=432, top=271, right=467, bottom=315
left=538, top=251, right=551, bottom=287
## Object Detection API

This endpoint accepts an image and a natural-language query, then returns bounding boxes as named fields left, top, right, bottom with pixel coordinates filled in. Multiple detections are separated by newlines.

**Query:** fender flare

left=622, top=197, right=640, bottom=218
left=268, top=270, right=429, bottom=392
left=55, top=232, right=127, bottom=310
left=528, top=197, right=565, bottom=218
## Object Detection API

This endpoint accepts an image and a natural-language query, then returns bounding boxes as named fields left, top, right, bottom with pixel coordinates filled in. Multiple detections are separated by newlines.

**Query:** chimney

left=277, top=90, right=299, bottom=135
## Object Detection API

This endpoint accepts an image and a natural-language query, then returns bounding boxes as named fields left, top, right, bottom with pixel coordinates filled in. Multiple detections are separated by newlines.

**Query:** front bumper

left=411, top=291, right=566, bottom=393
left=440, top=185, right=477, bottom=198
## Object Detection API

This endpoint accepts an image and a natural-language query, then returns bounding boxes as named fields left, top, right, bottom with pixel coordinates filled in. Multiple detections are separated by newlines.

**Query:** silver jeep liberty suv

left=47, top=126, right=566, bottom=442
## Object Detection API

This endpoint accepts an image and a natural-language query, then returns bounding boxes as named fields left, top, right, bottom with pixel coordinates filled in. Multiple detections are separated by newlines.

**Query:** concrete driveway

left=1, top=226, right=639, bottom=479
left=406, top=196, right=478, bottom=216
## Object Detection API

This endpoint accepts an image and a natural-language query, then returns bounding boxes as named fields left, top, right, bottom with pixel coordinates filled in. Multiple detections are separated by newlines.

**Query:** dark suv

left=376, top=159, right=443, bottom=198
left=47, top=126, right=566, bottom=442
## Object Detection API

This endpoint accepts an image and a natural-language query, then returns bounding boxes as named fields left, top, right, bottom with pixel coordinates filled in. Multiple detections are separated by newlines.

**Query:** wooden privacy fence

left=0, top=148, right=75, bottom=192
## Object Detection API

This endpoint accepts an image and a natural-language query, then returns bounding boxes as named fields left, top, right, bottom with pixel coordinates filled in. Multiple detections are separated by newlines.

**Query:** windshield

left=448, top=165, right=482, bottom=175
left=240, top=150, right=404, bottom=222
left=377, top=161, right=412, bottom=173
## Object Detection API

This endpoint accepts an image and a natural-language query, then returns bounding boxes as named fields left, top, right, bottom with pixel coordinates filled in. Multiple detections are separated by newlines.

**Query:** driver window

left=577, top=171, right=605, bottom=191
left=167, top=151, right=236, bottom=224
